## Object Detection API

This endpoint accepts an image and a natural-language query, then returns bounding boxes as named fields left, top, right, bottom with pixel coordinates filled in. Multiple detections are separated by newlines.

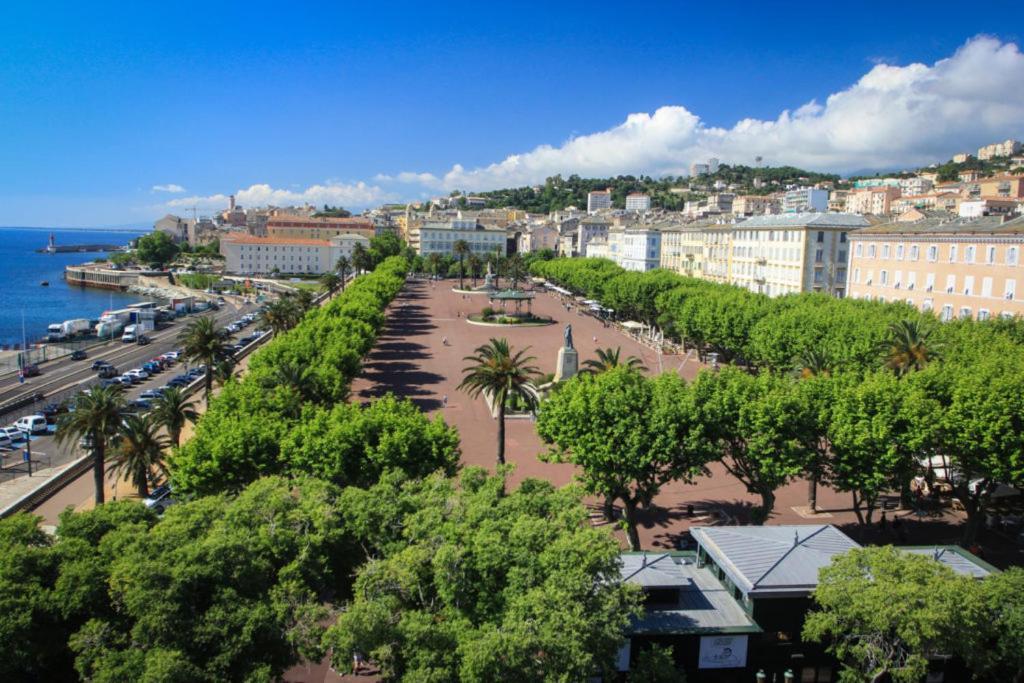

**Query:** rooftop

left=691, top=525, right=861, bottom=597
left=221, top=234, right=332, bottom=247
left=856, top=214, right=1024, bottom=236
left=620, top=553, right=761, bottom=635
left=899, top=546, right=997, bottom=578
left=739, top=213, right=870, bottom=229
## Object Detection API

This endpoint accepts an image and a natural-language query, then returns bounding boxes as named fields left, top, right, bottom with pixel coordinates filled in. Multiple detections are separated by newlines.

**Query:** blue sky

left=1, top=1, right=1023, bottom=226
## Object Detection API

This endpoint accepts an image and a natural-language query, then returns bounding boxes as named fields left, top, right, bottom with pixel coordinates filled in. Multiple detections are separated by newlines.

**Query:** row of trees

left=531, top=258, right=1024, bottom=544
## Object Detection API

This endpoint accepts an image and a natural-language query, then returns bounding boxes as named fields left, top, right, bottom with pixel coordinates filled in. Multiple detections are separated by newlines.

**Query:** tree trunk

left=807, top=473, right=818, bottom=512
left=754, top=489, right=775, bottom=525
left=137, top=477, right=149, bottom=499
left=495, top=401, right=506, bottom=467
left=171, top=427, right=181, bottom=449
left=622, top=497, right=642, bottom=551
left=603, top=494, right=615, bottom=522
left=458, top=258, right=464, bottom=290
left=93, top=441, right=106, bottom=505
left=957, top=485, right=985, bottom=545
left=851, top=491, right=865, bottom=525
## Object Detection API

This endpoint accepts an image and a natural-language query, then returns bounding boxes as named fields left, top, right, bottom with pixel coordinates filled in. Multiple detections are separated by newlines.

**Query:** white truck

left=95, top=319, right=125, bottom=340
left=61, top=318, right=91, bottom=337
left=46, top=323, right=64, bottom=342
left=121, top=320, right=153, bottom=343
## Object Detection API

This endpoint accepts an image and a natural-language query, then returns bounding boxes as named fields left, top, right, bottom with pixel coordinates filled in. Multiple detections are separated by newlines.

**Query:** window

left=927, top=245, right=938, bottom=262
left=896, top=244, right=904, bottom=260
left=882, top=244, right=891, bottom=259
left=894, top=270, right=902, bottom=288
left=978, top=309, right=991, bottom=321
left=854, top=268, right=861, bottom=284
left=964, top=275, right=974, bottom=296
left=907, top=271, right=916, bottom=290
left=926, top=272, right=936, bottom=291
left=880, top=270, right=888, bottom=286
left=1006, top=279, right=1017, bottom=300
left=959, top=307, right=972, bottom=319
left=941, top=304, right=953, bottom=321
left=946, top=274, right=957, bottom=293
left=923, top=298, right=934, bottom=312
left=815, top=249, right=824, bottom=262
left=855, top=243, right=863, bottom=257
left=910, top=245, right=920, bottom=260
left=1009, top=247, right=1020, bottom=266
left=869, top=244, right=877, bottom=258
left=840, top=232, right=847, bottom=243
left=817, top=231, right=825, bottom=243
left=966, top=245, right=976, bottom=263
left=949, top=245, right=958, bottom=262
left=982, top=277, right=993, bottom=298
left=987, top=246, right=996, bottom=264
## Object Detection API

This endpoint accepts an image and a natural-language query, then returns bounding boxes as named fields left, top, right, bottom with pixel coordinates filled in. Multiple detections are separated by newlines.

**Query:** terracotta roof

left=221, top=234, right=332, bottom=246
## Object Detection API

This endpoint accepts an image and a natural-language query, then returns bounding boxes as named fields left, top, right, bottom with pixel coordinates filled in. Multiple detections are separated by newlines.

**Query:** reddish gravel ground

left=350, top=277, right=1022, bottom=561
left=287, top=276, right=1021, bottom=683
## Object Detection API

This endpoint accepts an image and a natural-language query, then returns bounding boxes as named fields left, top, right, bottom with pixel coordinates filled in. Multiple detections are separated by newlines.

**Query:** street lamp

left=784, top=670, right=795, bottom=683
left=755, top=671, right=767, bottom=683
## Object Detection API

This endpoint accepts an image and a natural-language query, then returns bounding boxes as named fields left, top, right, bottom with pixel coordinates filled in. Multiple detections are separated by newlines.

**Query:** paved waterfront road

left=0, top=298, right=260, bottom=491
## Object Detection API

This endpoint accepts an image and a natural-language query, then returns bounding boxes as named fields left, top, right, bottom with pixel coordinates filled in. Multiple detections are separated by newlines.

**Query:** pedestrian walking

left=442, top=394, right=448, bottom=407
left=353, top=652, right=364, bottom=674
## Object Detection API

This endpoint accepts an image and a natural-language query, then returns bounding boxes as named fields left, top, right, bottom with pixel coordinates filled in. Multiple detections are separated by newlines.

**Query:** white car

left=0, top=426, right=26, bottom=443
left=162, top=351, right=181, bottom=361
left=0, top=432, right=11, bottom=449
left=127, top=368, right=150, bottom=380
left=15, top=415, right=48, bottom=435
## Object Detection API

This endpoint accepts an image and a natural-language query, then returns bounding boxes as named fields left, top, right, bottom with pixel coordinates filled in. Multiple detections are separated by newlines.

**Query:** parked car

left=143, top=361, right=162, bottom=374
left=92, top=360, right=111, bottom=371
left=119, top=373, right=140, bottom=385
left=127, top=398, right=152, bottom=412
left=144, top=484, right=175, bottom=513
left=139, top=389, right=163, bottom=400
left=40, top=403, right=67, bottom=424
left=136, top=335, right=151, bottom=346
left=0, top=426, right=26, bottom=443
left=98, top=365, right=119, bottom=379
left=99, top=378, right=123, bottom=389
left=71, top=349, right=88, bottom=360
left=14, top=415, right=48, bottom=435
left=21, top=364, right=41, bottom=377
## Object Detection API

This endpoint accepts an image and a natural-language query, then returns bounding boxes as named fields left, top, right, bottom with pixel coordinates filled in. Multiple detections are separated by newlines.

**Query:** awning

left=621, top=321, right=645, bottom=330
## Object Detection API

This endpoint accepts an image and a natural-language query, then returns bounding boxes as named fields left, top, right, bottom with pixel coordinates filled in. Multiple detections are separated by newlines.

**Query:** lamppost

left=755, top=670, right=767, bottom=683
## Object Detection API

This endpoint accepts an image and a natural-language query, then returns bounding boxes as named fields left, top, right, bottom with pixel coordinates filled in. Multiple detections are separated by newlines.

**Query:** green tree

left=334, top=255, right=351, bottom=289
left=459, top=338, right=541, bottom=468
left=325, top=468, right=640, bottom=681
left=631, top=645, right=686, bottom=682
left=319, top=271, right=342, bottom=297
left=149, top=387, right=198, bottom=448
left=693, top=367, right=814, bottom=524
left=537, top=368, right=713, bottom=550
left=351, top=242, right=373, bottom=274
left=56, top=385, right=126, bottom=505
left=260, top=296, right=301, bottom=335
left=878, top=318, right=942, bottom=376
left=453, top=239, right=471, bottom=290
left=795, top=347, right=831, bottom=378
left=177, top=316, right=230, bottom=401
left=581, top=346, right=647, bottom=374
left=135, top=231, right=180, bottom=266
left=109, top=414, right=168, bottom=498
left=803, top=546, right=967, bottom=683
left=467, top=253, right=482, bottom=287
left=825, top=372, right=938, bottom=524
left=959, top=568, right=1024, bottom=682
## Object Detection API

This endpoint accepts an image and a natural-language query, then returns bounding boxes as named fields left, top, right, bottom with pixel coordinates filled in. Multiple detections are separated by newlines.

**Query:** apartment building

left=417, top=217, right=507, bottom=257
left=660, top=223, right=712, bottom=277
left=899, top=176, right=934, bottom=196
left=782, top=187, right=829, bottom=213
left=265, top=215, right=376, bottom=241
left=574, top=215, right=611, bottom=257
left=625, top=193, right=651, bottom=212
left=977, top=174, right=1024, bottom=199
left=978, top=139, right=1022, bottom=160
left=606, top=227, right=662, bottom=272
left=220, top=233, right=370, bottom=275
left=516, top=222, right=559, bottom=253
left=845, top=186, right=901, bottom=215
left=847, top=214, right=1024, bottom=320
left=732, top=195, right=771, bottom=216
left=587, top=189, right=612, bottom=213
left=721, top=213, right=867, bottom=297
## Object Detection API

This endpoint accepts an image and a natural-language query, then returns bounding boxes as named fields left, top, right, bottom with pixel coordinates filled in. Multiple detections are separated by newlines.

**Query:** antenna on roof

left=793, top=530, right=800, bottom=547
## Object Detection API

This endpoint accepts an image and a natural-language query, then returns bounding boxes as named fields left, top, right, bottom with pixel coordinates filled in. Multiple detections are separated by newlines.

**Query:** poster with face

left=698, top=635, right=748, bottom=669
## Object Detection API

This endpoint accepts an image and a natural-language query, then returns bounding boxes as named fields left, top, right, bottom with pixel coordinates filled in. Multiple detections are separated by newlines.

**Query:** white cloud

left=152, top=183, right=185, bottom=193
left=164, top=181, right=392, bottom=212
left=386, top=36, right=1024, bottom=191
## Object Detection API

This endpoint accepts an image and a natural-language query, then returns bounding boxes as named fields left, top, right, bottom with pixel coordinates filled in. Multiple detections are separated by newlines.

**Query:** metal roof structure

left=856, top=214, right=1024, bottom=236
left=691, top=525, right=861, bottom=597
left=900, top=546, right=998, bottom=578
left=620, top=553, right=761, bottom=635
left=738, top=212, right=870, bottom=229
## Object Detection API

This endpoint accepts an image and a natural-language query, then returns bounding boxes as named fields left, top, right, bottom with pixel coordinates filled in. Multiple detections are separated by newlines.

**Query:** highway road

left=0, top=297, right=262, bottom=490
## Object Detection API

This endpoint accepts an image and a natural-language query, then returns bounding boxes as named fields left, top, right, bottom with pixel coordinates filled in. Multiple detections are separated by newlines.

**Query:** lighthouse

left=46, top=233, right=56, bottom=253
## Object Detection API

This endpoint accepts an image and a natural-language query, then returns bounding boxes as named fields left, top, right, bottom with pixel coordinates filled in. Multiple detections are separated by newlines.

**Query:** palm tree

left=794, top=348, right=831, bottom=379
left=213, top=357, right=236, bottom=390
left=335, top=255, right=351, bottom=289
left=581, top=347, right=647, bottom=374
left=878, top=319, right=942, bottom=376
left=467, top=253, right=482, bottom=288
left=319, top=271, right=342, bottom=297
left=260, top=361, right=321, bottom=411
left=459, top=338, right=541, bottom=468
left=260, top=297, right=300, bottom=335
left=56, top=385, right=126, bottom=505
left=351, top=243, right=372, bottom=274
left=506, top=253, right=525, bottom=290
left=177, top=316, right=230, bottom=401
left=150, top=387, right=198, bottom=448
left=487, top=253, right=502, bottom=288
left=453, top=240, right=471, bottom=290
left=426, top=253, right=441, bottom=278
left=109, top=414, right=168, bottom=498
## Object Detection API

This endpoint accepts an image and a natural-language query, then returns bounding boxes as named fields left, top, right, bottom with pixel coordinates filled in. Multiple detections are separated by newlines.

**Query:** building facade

left=845, top=186, right=901, bottom=215
left=978, top=139, right=1022, bottom=160
left=220, top=233, right=371, bottom=275
left=587, top=190, right=612, bottom=213
left=732, top=195, right=771, bottom=216
left=782, top=188, right=829, bottom=213
left=625, top=193, right=652, bottom=212
left=848, top=215, right=1024, bottom=320
left=607, top=227, right=662, bottom=271
left=417, top=218, right=507, bottom=257
left=660, top=225, right=707, bottom=277
left=265, top=216, right=376, bottom=241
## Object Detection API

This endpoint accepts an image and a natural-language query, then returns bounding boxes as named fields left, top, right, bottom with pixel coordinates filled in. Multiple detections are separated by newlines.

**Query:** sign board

left=698, top=635, right=747, bottom=669
left=616, top=641, right=631, bottom=672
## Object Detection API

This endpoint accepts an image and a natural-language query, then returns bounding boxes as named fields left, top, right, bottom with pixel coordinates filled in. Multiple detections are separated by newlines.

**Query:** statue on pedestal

left=564, top=324, right=574, bottom=350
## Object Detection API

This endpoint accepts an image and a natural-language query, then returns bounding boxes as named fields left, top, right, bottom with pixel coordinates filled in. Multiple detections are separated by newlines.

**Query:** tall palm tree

left=487, top=252, right=502, bottom=288
left=335, top=255, right=351, bottom=290
left=56, top=385, right=126, bottom=505
left=213, top=357, right=236, bottom=390
left=794, top=348, right=831, bottom=379
left=110, top=414, right=168, bottom=498
left=506, top=253, right=525, bottom=290
left=177, top=316, right=230, bottom=401
left=467, top=253, right=482, bottom=288
left=150, top=387, right=198, bottom=448
left=260, top=361, right=321, bottom=412
left=581, top=347, right=647, bottom=375
left=878, top=319, right=942, bottom=376
left=260, top=297, right=300, bottom=335
left=426, top=253, right=442, bottom=278
left=319, top=271, right=342, bottom=297
left=351, top=243, right=372, bottom=274
left=459, top=338, right=541, bottom=468
left=453, top=240, right=471, bottom=290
